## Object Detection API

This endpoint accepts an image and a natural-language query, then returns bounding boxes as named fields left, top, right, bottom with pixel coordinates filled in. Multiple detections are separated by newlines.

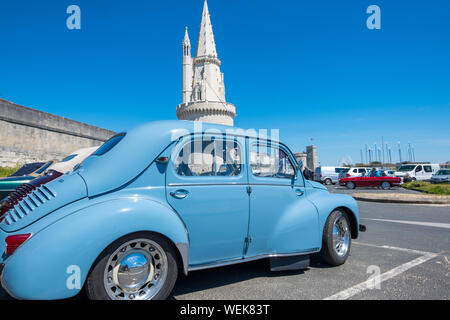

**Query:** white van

left=394, top=164, right=440, bottom=181
left=314, top=166, right=349, bottom=185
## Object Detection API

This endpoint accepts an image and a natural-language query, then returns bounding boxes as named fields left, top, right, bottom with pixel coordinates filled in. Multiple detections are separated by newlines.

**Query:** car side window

left=353, top=169, right=358, bottom=173
left=358, top=169, right=365, bottom=173
left=423, top=166, right=432, bottom=173
left=250, top=144, right=295, bottom=179
left=415, top=165, right=423, bottom=172
left=174, top=138, right=242, bottom=177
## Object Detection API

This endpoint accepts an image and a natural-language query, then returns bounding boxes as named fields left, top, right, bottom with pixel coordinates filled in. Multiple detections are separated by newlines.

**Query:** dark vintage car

left=0, top=161, right=54, bottom=200
left=339, top=176, right=402, bottom=190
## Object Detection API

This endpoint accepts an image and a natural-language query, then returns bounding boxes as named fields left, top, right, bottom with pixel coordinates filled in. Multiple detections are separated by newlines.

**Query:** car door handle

left=295, top=189, right=304, bottom=196
left=170, top=190, right=189, bottom=199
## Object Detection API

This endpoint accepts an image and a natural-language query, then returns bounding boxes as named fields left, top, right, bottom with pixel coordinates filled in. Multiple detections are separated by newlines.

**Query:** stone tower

left=306, top=145, right=318, bottom=171
left=176, top=0, right=236, bottom=126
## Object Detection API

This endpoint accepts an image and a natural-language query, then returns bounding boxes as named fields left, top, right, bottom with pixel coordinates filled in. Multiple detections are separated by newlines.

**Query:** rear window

left=35, top=161, right=54, bottom=174
left=93, top=133, right=126, bottom=156
left=10, top=162, right=45, bottom=177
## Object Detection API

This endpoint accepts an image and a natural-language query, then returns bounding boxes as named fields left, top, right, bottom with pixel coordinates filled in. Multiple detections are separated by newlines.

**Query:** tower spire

left=183, top=26, right=191, bottom=48
left=196, top=0, right=217, bottom=58
left=176, top=0, right=236, bottom=126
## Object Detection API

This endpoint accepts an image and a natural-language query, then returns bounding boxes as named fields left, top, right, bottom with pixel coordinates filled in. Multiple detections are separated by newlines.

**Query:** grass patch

left=0, top=166, right=19, bottom=178
left=403, top=181, right=450, bottom=195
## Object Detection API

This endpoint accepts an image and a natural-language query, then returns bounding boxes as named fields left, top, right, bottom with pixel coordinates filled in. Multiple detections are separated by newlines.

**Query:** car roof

left=79, top=120, right=286, bottom=197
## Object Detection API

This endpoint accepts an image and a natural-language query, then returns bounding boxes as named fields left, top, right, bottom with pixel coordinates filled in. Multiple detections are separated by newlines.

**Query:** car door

left=166, top=134, right=249, bottom=266
left=423, top=165, right=433, bottom=180
left=245, top=139, right=320, bottom=257
left=415, top=165, right=424, bottom=180
left=357, top=169, right=370, bottom=186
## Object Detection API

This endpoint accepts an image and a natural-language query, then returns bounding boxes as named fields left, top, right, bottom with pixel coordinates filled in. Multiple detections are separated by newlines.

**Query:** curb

left=352, top=194, right=450, bottom=205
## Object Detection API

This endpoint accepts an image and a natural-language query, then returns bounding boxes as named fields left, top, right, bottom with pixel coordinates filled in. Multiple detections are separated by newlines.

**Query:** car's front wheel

left=86, top=232, right=178, bottom=300
left=320, top=210, right=351, bottom=266
left=346, top=181, right=355, bottom=189
left=381, top=181, right=391, bottom=190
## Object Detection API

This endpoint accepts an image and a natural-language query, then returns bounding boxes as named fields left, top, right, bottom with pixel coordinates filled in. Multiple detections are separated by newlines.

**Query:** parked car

left=0, top=147, right=98, bottom=202
left=383, top=169, right=396, bottom=177
left=314, top=166, right=349, bottom=185
left=339, top=176, right=402, bottom=190
left=0, top=121, right=364, bottom=300
left=430, top=169, right=450, bottom=184
left=394, top=164, right=440, bottom=181
left=338, top=167, right=371, bottom=180
left=47, top=146, right=99, bottom=175
left=0, top=147, right=99, bottom=216
left=0, top=161, right=54, bottom=200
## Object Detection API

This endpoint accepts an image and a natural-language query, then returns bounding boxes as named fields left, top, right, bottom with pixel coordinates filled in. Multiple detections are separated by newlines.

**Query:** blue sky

left=0, top=0, right=449, bottom=165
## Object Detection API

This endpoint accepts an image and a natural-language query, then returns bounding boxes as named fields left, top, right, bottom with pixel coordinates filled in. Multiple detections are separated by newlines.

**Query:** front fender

left=1, top=197, right=189, bottom=300
left=306, top=189, right=360, bottom=240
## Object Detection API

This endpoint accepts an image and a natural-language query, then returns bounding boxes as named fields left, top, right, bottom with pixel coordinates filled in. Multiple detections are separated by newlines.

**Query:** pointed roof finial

left=196, top=0, right=217, bottom=58
left=183, top=26, right=191, bottom=46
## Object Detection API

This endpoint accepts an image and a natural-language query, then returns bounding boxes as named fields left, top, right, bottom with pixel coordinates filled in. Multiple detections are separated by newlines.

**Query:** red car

left=339, top=176, right=402, bottom=190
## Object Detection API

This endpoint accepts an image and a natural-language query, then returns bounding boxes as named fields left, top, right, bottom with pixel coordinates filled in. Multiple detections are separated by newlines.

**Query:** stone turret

left=176, top=0, right=236, bottom=126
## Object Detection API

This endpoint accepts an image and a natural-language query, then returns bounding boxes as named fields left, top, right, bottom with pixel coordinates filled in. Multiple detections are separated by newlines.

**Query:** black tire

left=381, top=182, right=391, bottom=190
left=85, top=232, right=178, bottom=300
left=324, top=178, right=332, bottom=185
left=346, top=182, right=355, bottom=189
left=320, top=210, right=351, bottom=266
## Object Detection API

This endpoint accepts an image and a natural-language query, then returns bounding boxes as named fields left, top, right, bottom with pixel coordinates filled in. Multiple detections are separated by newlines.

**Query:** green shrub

left=403, top=181, right=450, bottom=195
left=0, top=166, right=19, bottom=178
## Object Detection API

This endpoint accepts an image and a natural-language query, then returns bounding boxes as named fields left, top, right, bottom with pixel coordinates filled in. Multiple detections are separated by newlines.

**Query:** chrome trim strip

left=187, top=248, right=319, bottom=272
left=168, top=182, right=303, bottom=187
left=168, top=182, right=246, bottom=187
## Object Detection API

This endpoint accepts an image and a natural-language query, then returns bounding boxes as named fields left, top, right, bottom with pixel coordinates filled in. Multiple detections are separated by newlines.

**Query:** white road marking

left=324, top=252, right=438, bottom=300
left=353, top=242, right=436, bottom=255
left=362, top=218, right=450, bottom=229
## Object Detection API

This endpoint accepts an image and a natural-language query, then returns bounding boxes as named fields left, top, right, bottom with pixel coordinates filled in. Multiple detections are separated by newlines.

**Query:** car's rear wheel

left=381, top=181, right=391, bottom=190
left=320, top=209, right=351, bottom=266
left=324, top=178, right=332, bottom=185
left=86, top=232, right=178, bottom=300
left=346, top=182, right=355, bottom=189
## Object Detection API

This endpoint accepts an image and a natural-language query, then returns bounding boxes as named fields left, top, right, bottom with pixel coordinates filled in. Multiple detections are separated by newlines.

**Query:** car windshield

left=436, top=170, right=450, bottom=175
left=9, top=162, right=45, bottom=177
left=60, top=154, right=77, bottom=162
left=398, top=165, right=416, bottom=172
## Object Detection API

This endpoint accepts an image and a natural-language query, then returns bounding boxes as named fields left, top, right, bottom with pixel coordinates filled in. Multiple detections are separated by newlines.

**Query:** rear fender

left=1, top=197, right=189, bottom=300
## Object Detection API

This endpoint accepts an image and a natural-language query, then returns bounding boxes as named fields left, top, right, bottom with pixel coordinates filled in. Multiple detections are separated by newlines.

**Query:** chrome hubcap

left=104, top=239, right=168, bottom=300
left=332, top=215, right=350, bottom=257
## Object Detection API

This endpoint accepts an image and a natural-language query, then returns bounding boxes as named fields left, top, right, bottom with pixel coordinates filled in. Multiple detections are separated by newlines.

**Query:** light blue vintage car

left=0, top=121, right=364, bottom=300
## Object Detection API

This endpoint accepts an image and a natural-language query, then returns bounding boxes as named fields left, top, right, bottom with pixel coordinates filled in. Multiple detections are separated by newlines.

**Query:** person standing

left=303, top=167, right=313, bottom=180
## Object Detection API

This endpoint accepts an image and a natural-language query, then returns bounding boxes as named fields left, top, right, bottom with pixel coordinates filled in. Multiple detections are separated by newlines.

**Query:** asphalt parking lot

left=1, top=185, right=449, bottom=300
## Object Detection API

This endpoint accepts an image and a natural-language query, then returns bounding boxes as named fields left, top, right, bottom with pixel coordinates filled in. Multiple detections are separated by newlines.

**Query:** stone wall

left=0, top=98, right=115, bottom=167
